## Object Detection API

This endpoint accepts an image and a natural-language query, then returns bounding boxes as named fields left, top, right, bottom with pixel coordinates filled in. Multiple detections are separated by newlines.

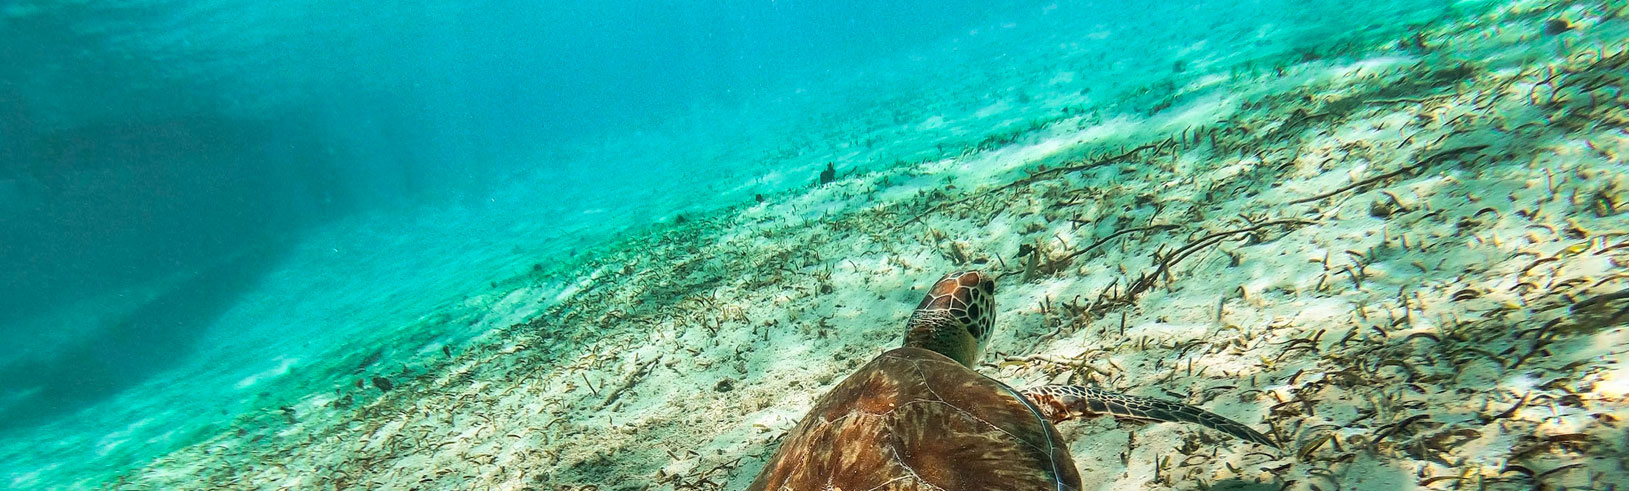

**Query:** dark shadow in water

left=0, top=237, right=293, bottom=433
left=0, top=113, right=350, bottom=322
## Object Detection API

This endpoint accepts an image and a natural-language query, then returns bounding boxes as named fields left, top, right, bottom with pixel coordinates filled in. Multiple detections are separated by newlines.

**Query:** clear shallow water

left=2, top=0, right=1604, bottom=487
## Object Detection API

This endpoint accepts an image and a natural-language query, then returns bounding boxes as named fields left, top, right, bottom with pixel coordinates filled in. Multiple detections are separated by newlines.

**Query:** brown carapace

left=749, top=271, right=1276, bottom=491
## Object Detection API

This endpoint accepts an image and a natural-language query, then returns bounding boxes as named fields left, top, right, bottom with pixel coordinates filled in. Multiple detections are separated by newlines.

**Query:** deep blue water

left=0, top=0, right=1021, bottom=325
left=0, top=0, right=1024, bottom=425
left=0, top=0, right=1475, bottom=485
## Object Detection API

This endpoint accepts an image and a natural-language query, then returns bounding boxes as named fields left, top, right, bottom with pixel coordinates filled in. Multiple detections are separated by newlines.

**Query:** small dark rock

left=354, top=348, right=384, bottom=373
left=1369, top=198, right=1398, bottom=218
left=754, top=193, right=765, bottom=203
left=715, top=377, right=735, bottom=392
left=371, top=376, right=394, bottom=392
left=1544, top=19, right=1572, bottom=36
left=819, top=162, right=836, bottom=185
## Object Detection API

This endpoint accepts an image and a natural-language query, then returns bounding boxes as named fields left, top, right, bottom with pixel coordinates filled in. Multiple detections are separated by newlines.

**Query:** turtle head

left=902, top=271, right=995, bottom=367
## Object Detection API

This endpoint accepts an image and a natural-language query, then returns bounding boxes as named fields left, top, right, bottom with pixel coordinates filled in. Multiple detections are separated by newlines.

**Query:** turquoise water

left=3, top=0, right=1625, bottom=488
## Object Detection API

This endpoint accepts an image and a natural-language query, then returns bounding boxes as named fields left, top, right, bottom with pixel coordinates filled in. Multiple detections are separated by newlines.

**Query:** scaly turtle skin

left=749, top=271, right=1276, bottom=491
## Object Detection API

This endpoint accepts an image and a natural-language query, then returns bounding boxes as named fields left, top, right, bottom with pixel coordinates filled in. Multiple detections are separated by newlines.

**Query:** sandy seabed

left=112, top=2, right=1629, bottom=490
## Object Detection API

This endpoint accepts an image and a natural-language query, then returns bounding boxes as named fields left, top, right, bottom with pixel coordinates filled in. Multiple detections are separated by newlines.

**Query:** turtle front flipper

left=1020, top=385, right=1278, bottom=449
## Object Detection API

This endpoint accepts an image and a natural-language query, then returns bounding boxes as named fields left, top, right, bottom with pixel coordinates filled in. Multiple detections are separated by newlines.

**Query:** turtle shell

left=748, top=347, right=1080, bottom=490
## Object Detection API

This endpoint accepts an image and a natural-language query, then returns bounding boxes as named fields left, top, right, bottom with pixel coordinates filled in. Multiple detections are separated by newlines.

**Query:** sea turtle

left=749, top=271, right=1277, bottom=490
